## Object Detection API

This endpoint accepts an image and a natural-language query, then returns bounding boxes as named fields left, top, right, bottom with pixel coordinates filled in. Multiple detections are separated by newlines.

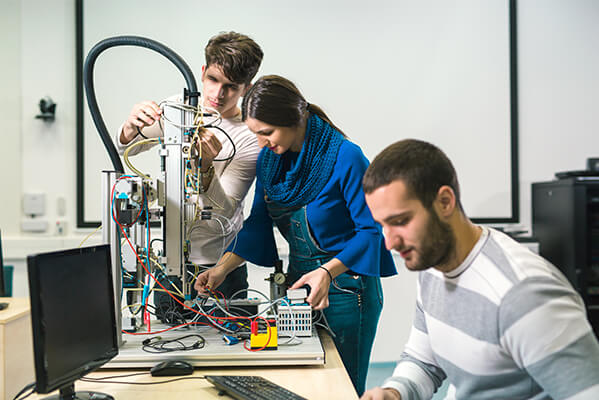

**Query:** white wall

left=2, top=0, right=599, bottom=363
left=0, top=0, right=22, bottom=236
left=79, top=0, right=515, bottom=223
left=517, top=0, right=599, bottom=233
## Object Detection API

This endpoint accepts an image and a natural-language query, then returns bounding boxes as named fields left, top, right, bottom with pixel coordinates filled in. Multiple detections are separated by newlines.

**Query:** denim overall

left=267, top=198, right=383, bottom=395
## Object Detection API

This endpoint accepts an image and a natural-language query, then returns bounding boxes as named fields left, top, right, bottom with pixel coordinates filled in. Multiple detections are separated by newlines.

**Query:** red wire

left=122, top=321, right=211, bottom=335
left=111, top=176, right=144, bottom=228
left=243, top=317, right=273, bottom=352
left=111, top=188, right=247, bottom=329
left=111, top=177, right=270, bottom=350
left=207, top=287, right=228, bottom=310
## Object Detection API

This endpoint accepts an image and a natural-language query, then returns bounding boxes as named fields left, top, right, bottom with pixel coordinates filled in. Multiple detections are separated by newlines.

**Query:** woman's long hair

left=241, top=75, right=346, bottom=136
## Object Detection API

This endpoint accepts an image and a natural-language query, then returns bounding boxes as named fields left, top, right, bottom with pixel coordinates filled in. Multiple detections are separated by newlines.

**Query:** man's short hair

left=363, top=139, right=463, bottom=211
left=204, top=31, right=263, bottom=85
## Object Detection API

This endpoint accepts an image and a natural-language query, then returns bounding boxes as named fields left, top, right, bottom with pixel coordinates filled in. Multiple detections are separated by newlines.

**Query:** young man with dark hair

left=114, top=32, right=263, bottom=300
left=361, top=139, right=599, bottom=400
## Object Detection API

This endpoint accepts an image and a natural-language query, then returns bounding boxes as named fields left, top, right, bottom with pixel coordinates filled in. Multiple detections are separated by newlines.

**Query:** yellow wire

left=149, top=257, right=184, bottom=297
left=153, top=288, right=185, bottom=297
left=79, top=224, right=102, bottom=247
left=123, top=138, right=160, bottom=179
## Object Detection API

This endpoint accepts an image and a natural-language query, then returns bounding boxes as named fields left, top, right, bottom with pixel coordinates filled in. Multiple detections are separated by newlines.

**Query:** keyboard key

left=205, top=375, right=307, bottom=400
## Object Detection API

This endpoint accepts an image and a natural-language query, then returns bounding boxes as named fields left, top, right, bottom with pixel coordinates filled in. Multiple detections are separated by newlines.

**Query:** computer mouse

left=150, top=359, right=194, bottom=376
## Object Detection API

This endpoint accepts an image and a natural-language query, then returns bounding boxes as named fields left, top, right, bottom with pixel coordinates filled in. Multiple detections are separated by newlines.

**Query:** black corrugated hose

left=83, top=35, right=198, bottom=173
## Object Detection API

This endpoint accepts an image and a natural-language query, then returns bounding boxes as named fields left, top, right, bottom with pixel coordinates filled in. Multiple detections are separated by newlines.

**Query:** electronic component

left=277, top=304, right=312, bottom=337
left=267, top=260, right=288, bottom=302
left=201, top=297, right=260, bottom=313
left=250, top=319, right=278, bottom=350
left=286, top=287, right=309, bottom=304
left=222, top=335, right=239, bottom=345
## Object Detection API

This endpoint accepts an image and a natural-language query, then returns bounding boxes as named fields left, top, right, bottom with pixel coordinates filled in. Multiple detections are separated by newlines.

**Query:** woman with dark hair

left=195, top=75, right=396, bottom=395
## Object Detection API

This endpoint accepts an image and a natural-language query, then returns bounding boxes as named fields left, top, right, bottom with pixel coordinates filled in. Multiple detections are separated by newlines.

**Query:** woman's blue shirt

left=229, top=140, right=396, bottom=277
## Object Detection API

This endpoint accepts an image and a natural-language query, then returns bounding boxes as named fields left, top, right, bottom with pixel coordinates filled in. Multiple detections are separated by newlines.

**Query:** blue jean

left=267, top=200, right=383, bottom=395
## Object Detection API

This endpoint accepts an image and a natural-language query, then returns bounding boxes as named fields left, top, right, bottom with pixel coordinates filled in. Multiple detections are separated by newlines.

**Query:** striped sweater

left=383, top=227, right=599, bottom=400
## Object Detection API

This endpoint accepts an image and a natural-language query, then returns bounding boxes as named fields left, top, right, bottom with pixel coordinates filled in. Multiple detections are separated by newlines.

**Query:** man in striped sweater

left=361, top=139, right=599, bottom=400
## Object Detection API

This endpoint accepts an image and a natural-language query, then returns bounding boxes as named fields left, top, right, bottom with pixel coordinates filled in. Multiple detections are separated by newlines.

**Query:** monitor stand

left=40, top=383, right=114, bottom=400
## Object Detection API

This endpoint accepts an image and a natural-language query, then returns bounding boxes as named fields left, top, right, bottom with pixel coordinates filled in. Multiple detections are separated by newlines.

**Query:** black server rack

left=532, top=177, right=599, bottom=337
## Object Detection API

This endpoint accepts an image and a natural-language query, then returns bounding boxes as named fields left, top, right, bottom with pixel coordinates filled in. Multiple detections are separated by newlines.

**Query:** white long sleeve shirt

left=114, top=98, right=260, bottom=264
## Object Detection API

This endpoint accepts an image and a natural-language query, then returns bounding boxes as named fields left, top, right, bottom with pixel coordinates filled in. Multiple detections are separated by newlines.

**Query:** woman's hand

left=289, top=267, right=332, bottom=310
left=290, top=259, right=349, bottom=310
left=194, top=252, right=245, bottom=295
left=194, top=265, right=229, bottom=294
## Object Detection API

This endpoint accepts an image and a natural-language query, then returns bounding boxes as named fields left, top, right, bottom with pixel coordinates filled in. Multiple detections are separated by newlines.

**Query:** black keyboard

left=205, top=375, right=307, bottom=400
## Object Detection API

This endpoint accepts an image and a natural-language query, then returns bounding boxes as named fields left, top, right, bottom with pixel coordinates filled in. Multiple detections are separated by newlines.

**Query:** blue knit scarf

left=259, top=113, right=345, bottom=207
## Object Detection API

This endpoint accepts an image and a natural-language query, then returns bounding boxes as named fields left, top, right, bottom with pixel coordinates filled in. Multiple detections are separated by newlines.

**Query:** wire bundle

left=141, top=334, right=205, bottom=353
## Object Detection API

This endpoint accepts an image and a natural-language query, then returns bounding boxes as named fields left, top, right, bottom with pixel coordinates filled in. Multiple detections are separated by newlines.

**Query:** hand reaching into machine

left=121, top=100, right=163, bottom=144
left=195, top=253, right=245, bottom=296
left=194, top=264, right=229, bottom=295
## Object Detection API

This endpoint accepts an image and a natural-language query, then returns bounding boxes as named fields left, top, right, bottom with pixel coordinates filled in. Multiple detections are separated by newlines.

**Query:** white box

left=21, top=218, right=48, bottom=233
left=277, top=304, right=312, bottom=337
left=23, top=193, right=45, bottom=216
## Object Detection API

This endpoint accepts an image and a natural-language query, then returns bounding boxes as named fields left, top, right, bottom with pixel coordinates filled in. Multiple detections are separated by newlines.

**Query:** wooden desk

left=27, top=328, right=357, bottom=399
left=0, top=298, right=35, bottom=400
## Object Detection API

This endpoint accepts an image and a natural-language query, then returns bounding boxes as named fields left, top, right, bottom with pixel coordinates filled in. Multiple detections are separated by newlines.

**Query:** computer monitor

left=0, top=229, right=6, bottom=297
left=27, top=244, right=118, bottom=400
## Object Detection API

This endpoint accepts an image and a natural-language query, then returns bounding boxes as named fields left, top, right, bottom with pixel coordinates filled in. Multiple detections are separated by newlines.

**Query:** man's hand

left=121, top=101, right=162, bottom=144
left=360, top=387, right=401, bottom=400
left=194, top=128, right=223, bottom=171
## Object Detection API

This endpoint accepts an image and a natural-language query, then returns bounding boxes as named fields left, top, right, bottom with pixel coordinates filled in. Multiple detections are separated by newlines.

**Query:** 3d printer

left=83, top=36, right=319, bottom=366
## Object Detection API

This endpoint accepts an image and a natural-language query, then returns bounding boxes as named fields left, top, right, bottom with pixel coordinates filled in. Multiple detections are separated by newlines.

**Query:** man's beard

left=406, top=209, right=455, bottom=271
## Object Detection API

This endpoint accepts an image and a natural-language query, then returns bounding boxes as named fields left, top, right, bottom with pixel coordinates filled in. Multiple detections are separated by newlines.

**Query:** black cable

left=141, top=334, right=205, bottom=353
left=154, top=284, right=190, bottom=325
left=13, top=390, right=34, bottom=400
left=125, top=294, right=158, bottom=317
left=141, top=302, right=159, bottom=317
left=80, top=376, right=207, bottom=385
left=12, top=382, right=35, bottom=400
left=226, top=306, right=255, bottom=318
left=81, top=371, right=150, bottom=381
left=157, top=305, right=188, bottom=325
left=150, top=238, right=163, bottom=247
left=136, top=126, right=149, bottom=139
left=83, top=35, right=198, bottom=173
left=205, top=124, right=236, bottom=162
